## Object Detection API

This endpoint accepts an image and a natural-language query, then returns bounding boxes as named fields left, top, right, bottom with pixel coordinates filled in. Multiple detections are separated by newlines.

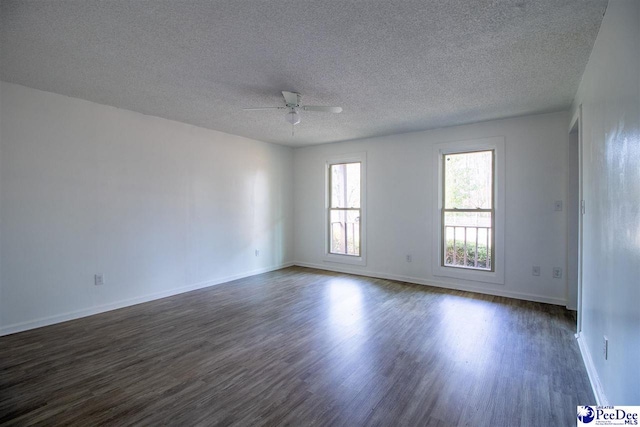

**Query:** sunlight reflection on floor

left=327, top=278, right=365, bottom=336
left=438, top=297, right=497, bottom=372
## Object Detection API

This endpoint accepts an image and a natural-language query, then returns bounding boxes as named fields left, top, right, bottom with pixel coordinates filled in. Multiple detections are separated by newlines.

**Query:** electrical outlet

left=255, top=249, right=259, bottom=257
left=603, top=336, right=608, bottom=360
left=554, top=200, right=563, bottom=211
left=406, top=254, right=412, bottom=263
left=552, top=267, right=562, bottom=279
left=532, top=266, right=540, bottom=276
left=94, top=274, right=104, bottom=286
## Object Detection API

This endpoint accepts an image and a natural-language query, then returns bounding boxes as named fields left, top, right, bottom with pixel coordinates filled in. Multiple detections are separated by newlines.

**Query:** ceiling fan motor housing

left=284, top=92, right=301, bottom=108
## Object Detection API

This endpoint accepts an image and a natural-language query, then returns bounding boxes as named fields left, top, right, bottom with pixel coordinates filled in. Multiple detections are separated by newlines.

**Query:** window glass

left=443, top=150, right=494, bottom=271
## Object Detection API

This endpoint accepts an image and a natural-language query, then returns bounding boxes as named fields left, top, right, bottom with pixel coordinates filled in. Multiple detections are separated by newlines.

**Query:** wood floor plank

left=0, top=266, right=594, bottom=426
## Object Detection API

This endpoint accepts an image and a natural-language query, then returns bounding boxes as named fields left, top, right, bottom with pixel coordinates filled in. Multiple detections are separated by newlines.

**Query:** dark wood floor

left=1, top=267, right=593, bottom=426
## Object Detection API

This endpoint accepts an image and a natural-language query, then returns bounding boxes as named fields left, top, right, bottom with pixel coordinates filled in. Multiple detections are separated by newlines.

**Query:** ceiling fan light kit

left=244, top=91, right=342, bottom=127
left=286, top=109, right=301, bottom=125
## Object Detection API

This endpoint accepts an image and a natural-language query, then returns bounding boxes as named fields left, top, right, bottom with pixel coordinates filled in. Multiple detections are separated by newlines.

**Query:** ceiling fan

left=243, top=91, right=342, bottom=126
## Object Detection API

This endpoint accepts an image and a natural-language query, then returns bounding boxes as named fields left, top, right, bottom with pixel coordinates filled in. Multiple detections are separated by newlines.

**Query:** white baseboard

left=0, top=262, right=293, bottom=336
left=576, top=333, right=609, bottom=405
left=293, top=261, right=567, bottom=306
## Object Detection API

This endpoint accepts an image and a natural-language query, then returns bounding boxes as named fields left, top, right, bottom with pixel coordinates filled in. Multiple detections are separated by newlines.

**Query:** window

left=329, top=162, right=361, bottom=255
left=433, top=137, right=504, bottom=285
left=442, top=150, right=494, bottom=271
left=325, top=153, right=366, bottom=265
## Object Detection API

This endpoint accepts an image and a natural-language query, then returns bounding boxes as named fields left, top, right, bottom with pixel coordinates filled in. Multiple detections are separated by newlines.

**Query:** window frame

left=324, top=153, right=367, bottom=266
left=432, top=137, right=505, bottom=285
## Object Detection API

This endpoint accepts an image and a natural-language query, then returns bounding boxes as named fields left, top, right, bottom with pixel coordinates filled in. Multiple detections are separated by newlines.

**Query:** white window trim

left=432, top=137, right=505, bottom=285
left=324, top=152, right=367, bottom=266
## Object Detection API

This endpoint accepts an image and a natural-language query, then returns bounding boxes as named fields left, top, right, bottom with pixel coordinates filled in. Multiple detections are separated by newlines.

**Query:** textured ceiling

left=1, top=1, right=606, bottom=146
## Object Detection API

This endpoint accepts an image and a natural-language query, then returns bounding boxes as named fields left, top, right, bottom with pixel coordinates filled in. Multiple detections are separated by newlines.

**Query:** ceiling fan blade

left=243, top=107, right=286, bottom=111
left=302, top=106, right=343, bottom=113
left=282, top=91, right=300, bottom=106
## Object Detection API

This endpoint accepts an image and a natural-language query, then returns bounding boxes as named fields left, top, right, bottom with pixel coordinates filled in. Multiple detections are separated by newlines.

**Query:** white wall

left=0, top=82, right=293, bottom=335
left=570, top=0, right=640, bottom=405
left=294, top=111, right=569, bottom=305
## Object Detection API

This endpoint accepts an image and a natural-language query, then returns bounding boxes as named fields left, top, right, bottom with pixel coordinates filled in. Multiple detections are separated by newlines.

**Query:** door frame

left=568, top=105, right=583, bottom=334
